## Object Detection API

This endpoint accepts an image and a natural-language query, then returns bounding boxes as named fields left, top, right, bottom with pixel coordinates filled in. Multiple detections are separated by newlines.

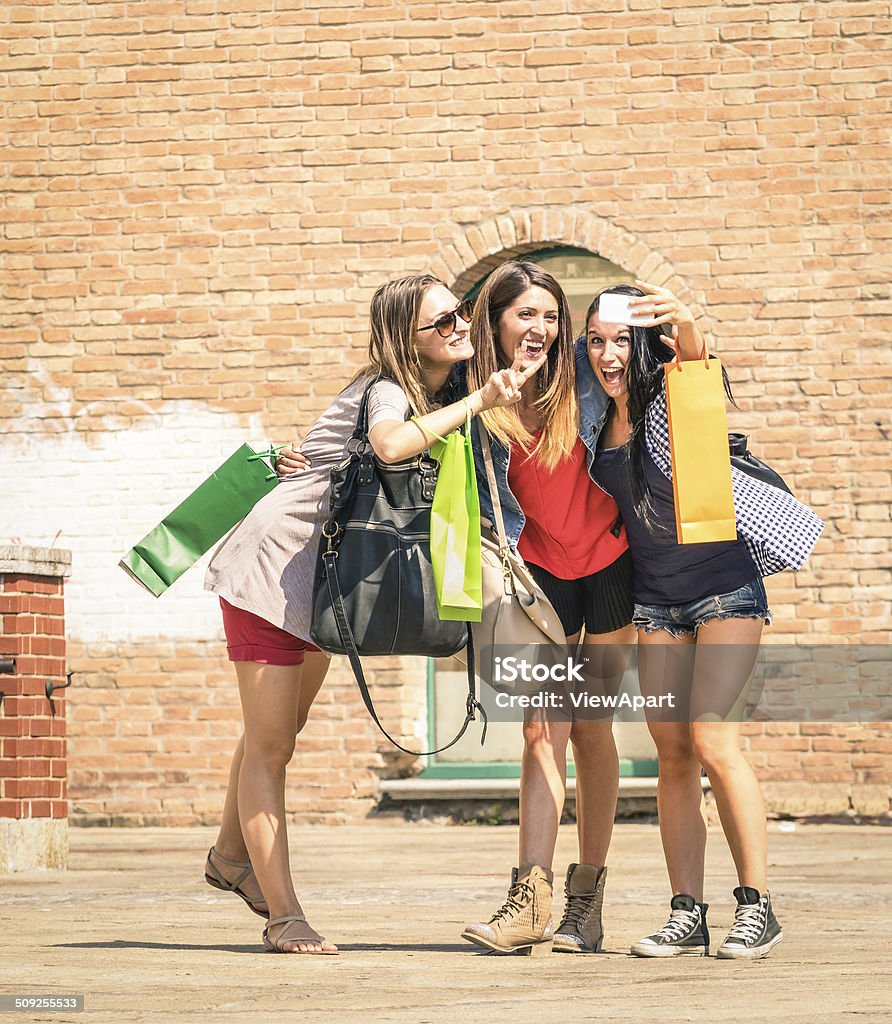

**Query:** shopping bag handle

left=245, top=443, right=287, bottom=482
left=670, top=335, right=710, bottom=373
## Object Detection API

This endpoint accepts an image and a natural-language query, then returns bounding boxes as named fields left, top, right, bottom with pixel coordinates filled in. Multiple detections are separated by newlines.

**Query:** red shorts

left=219, top=598, right=320, bottom=666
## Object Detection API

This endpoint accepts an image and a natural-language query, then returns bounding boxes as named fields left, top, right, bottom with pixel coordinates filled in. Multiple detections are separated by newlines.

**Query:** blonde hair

left=467, top=261, right=578, bottom=469
left=352, top=274, right=447, bottom=417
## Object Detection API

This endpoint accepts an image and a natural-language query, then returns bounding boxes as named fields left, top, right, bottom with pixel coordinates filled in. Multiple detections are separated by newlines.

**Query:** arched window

left=411, top=243, right=658, bottom=791
left=460, top=245, right=634, bottom=336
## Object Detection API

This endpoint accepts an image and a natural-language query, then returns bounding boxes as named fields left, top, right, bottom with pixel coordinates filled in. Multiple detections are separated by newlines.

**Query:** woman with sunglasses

left=460, top=261, right=635, bottom=957
left=203, top=275, right=536, bottom=954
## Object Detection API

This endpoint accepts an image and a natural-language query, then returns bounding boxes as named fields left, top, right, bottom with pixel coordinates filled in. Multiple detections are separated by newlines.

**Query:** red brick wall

left=740, top=722, right=892, bottom=819
left=0, top=574, right=68, bottom=821
left=3, top=1, right=890, bottom=823
left=66, top=641, right=424, bottom=826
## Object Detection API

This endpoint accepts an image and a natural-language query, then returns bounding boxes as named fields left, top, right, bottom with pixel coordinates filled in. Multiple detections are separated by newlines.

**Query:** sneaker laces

left=724, top=901, right=764, bottom=944
left=651, top=908, right=700, bottom=942
left=490, top=879, right=534, bottom=924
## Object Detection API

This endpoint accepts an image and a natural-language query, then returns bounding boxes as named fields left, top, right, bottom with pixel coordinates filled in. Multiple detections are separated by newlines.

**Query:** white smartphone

left=597, top=292, right=655, bottom=327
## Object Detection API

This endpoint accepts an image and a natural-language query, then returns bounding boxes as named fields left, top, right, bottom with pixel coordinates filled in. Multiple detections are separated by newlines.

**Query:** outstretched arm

left=630, top=280, right=707, bottom=362
left=370, top=353, right=548, bottom=464
left=275, top=351, right=549, bottom=473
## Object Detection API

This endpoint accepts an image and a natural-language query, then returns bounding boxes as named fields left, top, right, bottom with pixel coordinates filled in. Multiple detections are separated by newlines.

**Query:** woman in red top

left=461, top=262, right=635, bottom=956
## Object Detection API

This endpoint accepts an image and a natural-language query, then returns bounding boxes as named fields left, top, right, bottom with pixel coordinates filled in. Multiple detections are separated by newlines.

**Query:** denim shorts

left=632, top=577, right=771, bottom=640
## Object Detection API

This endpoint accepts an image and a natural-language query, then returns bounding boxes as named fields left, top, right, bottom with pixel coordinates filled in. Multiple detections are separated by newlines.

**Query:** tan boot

left=461, top=864, right=554, bottom=956
left=552, top=864, right=607, bottom=953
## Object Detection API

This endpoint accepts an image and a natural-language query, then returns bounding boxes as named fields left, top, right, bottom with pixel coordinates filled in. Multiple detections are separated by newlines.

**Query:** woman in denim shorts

left=586, top=282, right=823, bottom=961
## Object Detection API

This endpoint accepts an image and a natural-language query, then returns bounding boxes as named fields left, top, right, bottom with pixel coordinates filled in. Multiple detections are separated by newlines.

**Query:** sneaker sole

left=461, top=930, right=554, bottom=957
left=630, top=943, right=709, bottom=958
left=716, top=932, right=783, bottom=960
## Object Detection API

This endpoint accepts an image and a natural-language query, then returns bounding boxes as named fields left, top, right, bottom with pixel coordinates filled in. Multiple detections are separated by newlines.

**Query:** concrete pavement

left=2, top=821, right=890, bottom=1023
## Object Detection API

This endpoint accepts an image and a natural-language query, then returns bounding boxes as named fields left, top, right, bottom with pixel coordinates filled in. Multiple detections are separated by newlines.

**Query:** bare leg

left=216, top=734, right=250, bottom=861
left=236, top=655, right=335, bottom=953
left=518, top=715, right=573, bottom=869
left=691, top=617, right=767, bottom=891
left=570, top=624, right=634, bottom=865
left=211, top=651, right=331, bottom=915
left=638, top=630, right=706, bottom=901
left=294, top=650, right=330, bottom=732
left=514, top=627, right=583, bottom=869
left=568, top=719, right=618, bottom=865
left=647, top=721, right=708, bottom=901
left=234, top=662, right=300, bottom=927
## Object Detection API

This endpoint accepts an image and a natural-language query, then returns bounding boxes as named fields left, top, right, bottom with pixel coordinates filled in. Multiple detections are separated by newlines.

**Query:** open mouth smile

left=522, top=341, right=545, bottom=358
left=601, top=368, right=624, bottom=383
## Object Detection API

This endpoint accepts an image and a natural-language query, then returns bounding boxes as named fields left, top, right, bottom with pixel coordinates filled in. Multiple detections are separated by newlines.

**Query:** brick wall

left=0, top=548, right=71, bottom=869
left=66, top=641, right=425, bottom=826
left=2, top=1, right=890, bottom=823
left=0, top=568, right=69, bottom=823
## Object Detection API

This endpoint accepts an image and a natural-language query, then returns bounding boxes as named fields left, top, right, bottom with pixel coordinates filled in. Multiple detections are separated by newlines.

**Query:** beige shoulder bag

left=471, top=427, right=567, bottom=691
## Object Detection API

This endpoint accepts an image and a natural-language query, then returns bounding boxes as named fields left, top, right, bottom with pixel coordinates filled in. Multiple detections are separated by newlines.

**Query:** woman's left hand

left=630, top=280, right=695, bottom=328
left=275, top=444, right=311, bottom=477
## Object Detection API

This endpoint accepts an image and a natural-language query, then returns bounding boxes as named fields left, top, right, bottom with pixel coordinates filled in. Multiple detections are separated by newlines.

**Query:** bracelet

left=461, top=396, right=475, bottom=418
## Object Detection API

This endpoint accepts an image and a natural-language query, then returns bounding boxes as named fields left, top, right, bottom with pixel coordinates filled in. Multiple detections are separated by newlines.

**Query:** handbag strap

left=320, top=548, right=487, bottom=757
left=478, top=426, right=511, bottom=557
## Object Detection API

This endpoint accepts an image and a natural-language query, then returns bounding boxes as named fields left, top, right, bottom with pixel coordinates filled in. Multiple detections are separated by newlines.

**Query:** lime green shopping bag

left=428, top=409, right=483, bottom=622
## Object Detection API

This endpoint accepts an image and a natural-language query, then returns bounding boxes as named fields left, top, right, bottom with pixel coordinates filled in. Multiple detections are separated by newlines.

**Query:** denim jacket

left=466, top=339, right=611, bottom=553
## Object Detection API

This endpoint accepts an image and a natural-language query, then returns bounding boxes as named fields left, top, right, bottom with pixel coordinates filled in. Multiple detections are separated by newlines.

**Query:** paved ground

left=2, top=821, right=890, bottom=1024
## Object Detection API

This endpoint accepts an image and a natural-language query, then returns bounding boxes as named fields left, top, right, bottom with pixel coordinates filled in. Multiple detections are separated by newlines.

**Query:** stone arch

left=428, top=205, right=697, bottom=311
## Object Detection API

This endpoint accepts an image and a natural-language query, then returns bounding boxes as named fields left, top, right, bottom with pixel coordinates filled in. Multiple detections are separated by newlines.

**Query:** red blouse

left=508, top=435, right=628, bottom=581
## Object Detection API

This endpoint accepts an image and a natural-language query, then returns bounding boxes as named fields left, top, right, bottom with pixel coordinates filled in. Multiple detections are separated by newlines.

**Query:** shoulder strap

left=478, top=426, right=510, bottom=555
left=351, top=375, right=379, bottom=441
left=320, top=548, right=486, bottom=757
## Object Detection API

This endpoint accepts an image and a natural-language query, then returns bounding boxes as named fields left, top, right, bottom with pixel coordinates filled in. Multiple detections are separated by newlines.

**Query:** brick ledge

left=0, top=546, right=72, bottom=578
left=380, top=776, right=671, bottom=802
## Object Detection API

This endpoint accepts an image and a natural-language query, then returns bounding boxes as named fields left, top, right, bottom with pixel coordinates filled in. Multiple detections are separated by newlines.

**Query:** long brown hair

left=468, top=260, right=577, bottom=469
left=586, top=284, right=733, bottom=536
left=353, top=273, right=447, bottom=417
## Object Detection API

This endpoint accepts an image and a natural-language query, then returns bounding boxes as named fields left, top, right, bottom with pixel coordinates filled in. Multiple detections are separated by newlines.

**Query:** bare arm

left=275, top=353, right=547, bottom=473
left=630, top=279, right=707, bottom=362
left=370, top=355, right=547, bottom=464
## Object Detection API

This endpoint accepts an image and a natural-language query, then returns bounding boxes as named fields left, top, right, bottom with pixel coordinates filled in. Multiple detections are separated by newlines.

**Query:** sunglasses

left=417, top=299, right=474, bottom=339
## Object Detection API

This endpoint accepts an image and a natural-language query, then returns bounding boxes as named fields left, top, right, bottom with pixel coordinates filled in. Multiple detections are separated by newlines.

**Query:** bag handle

left=320, top=547, right=487, bottom=757
left=411, top=398, right=473, bottom=453
left=670, top=335, right=711, bottom=373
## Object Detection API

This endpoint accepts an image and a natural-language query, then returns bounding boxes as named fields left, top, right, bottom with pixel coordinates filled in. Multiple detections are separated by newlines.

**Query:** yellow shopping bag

left=664, top=348, right=737, bottom=544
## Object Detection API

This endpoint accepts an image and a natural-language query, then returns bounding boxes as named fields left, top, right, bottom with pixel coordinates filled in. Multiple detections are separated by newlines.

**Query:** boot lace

left=724, top=902, right=765, bottom=945
left=651, top=908, right=700, bottom=942
left=558, top=891, right=591, bottom=932
left=491, top=878, right=534, bottom=923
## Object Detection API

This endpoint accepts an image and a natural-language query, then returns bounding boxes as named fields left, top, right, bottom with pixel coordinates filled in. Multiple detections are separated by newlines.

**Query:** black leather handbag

left=310, top=378, right=484, bottom=755
left=728, top=433, right=793, bottom=494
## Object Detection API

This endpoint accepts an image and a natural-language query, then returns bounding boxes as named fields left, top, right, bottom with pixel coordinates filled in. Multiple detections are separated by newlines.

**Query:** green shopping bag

left=428, top=408, right=483, bottom=622
left=118, top=443, right=281, bottom=597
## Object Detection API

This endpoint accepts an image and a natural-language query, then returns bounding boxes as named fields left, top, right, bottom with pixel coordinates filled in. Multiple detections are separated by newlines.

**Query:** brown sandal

left=262, top=915, right=339, bottom=954
left=204, top=846, right=269, bottom=919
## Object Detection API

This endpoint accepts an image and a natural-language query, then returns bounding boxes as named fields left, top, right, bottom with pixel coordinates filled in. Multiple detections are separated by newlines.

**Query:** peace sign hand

left=478, top=347, right=549, bottom=411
